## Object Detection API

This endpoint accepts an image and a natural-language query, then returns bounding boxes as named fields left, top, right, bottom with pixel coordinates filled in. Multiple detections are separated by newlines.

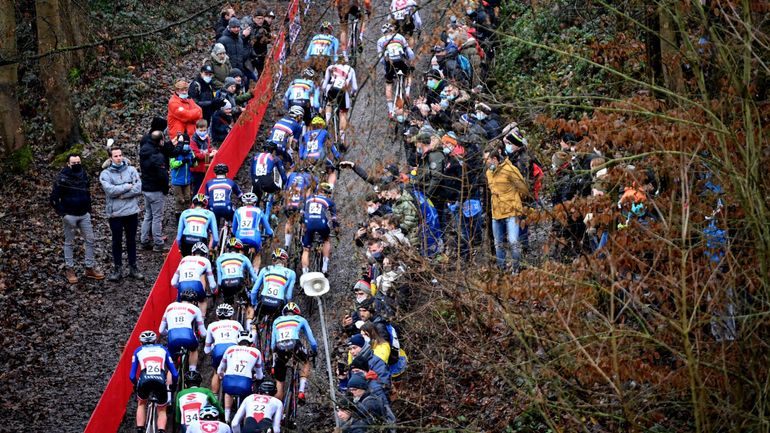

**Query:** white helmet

left=216, top=303, right=235, bottom=318
left=381, top=23, right=394, bottom=34
left=238, top=331, right=254, bottom=344
left=241, top=192, right=258, bottom=204
left=289, top=105, right=305, bottom=118
left=139, top=330, right=157, bottom=344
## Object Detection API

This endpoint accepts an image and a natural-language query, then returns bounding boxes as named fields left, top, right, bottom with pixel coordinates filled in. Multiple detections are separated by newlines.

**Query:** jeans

left=172, top=184, right=191, bottom=214
left=108, top=213, right=138, bottom=268
left=141, top=191, right=165, bottom=245
left=492, top=216, right=520, bottom=271
left=63, top=213, right=96, bottom=268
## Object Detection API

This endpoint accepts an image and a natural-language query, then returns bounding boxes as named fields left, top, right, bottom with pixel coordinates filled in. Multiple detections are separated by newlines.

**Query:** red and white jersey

left=159, top=302, right=207, bottom=336
left=217, top=345, right=264, bottom=380
left=390, top=0, right=416, bottom=19
left=172, top=255, right=216, bottom=288
left=204, top=319, right=244, bottom=354
left=231, top=394, right=283, bottom=433
left=178, top=391, right=209, bottom=425
left=135, top=345, right=169, bottom=375
left=323, top=64, right=358, bottom=94
left=186, top=420, right=232, bottom=433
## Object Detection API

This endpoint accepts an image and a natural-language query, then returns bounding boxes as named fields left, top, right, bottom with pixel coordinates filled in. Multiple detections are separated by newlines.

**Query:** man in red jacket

left=167, top=79, right=203, bottom=138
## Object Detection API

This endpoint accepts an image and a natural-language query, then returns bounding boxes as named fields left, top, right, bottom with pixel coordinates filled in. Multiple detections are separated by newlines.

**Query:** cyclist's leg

left=297, top=344, right=311, bottom=398
left=135, top=398, right=147, bottom=431
left=300, top=226, right=312, bottom=273
left=384, top=63, right=395, bottom=113
left=322, top=238, right=332, bottom=274
left=273, top=350, right=290, bottom=401
left=338, top=6, right=349, bottom=53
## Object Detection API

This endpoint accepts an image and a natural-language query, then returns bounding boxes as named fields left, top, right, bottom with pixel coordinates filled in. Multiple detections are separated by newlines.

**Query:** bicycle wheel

left=145, top=400, right=158, bottom=433
left=282, top=365, right=296, bottom=427
left=349, top=21, right=358, bottom=67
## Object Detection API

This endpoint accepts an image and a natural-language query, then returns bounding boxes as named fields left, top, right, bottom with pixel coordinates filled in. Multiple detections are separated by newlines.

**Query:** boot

left=85, top=267, right=105, bottom=280
left=65, top=267, right=78, bottom=284
left=140, top=241, right=153, bottom=251
left=128, top=265, right=144, bottom=280
left=107, top=267, right=122, bottom=282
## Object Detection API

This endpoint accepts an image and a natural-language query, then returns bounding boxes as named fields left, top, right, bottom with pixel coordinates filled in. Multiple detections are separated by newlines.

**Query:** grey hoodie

left=99, top=160, right=142, bottom=218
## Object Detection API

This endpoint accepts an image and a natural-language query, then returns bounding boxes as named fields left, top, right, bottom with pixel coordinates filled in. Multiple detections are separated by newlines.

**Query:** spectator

left=190, top=119, right=217, bottom=195
left=336, top=396, right=368, bottom=433
left=49, top=153, right=105, bottom=283
left=347, top=334, right=390, bottom=390
left=227, top=69, right=256, bottom=107
left=217, top=17, right=250, bottom=76
left=347, top=373, right=387, bottom=426
left=413, top=132, right=446, bottom=205
left=211, top=100, right=234, bottom=146
left=424, top=69, right=447, bottom=105
left=485, top=148, right=528, bottom=273
left=214, top=6, right=236, bottom=40
left=204, top=43, right=232, bottom=90
left=216, top=77, right=240, bottom=119
left=380, top=183, right=419, bottom=246
left=474, top=102, right=502, bottom=139
left=170, top=135, right=195, bottom=219
left=139, top=129, right=176, bottom=252
left=167, top=78, right=203, bottom=139
left=99, top=146, right=144, bottom=282
left=189, top=65, right=222, bottom=123
left=249, top=8, right=272, bottom=75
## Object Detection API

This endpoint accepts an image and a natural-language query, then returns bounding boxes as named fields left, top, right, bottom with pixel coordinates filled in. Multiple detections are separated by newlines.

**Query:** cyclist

left=185, top=405, right=232, bottom=433
left=390, top=0, right=422, bottom=45
left=177, top=193, right=220, bottom=256
left=249, top=248, right=296, bottom=331
left=160, top=289, right=208, bottom=373
left=282, top=166, right=317, bottom=250
left=377, top=23, right=415, bottom=118
left=175, top=371, right=224, bottom=431
left=231, top=380, right=283, bottom=433
left=204, top=303, right=244, bottom=393
left=130, top=330, right=178, bottom=433
left=322, top=55, right=358, bottom=146
left=218, top=331, right=265, bottom=422
left=336, top=0, right=371, bottom=55
left=300, top=182, right=339, bottom=275
left=171, top=241, right=217, bottom=317
left=216, top=237, right=258, bottom=304
left=271, top=302, right=318, bottom=402
left=304, top=21, right=339, bottom=63
left=205, top=163, right=244, bottom=228
left=251, top=143, right=288, bottom=206
left=233, top=192, right=274, bottom=270
left=283, top=68, right=321, bottom=127
left=299, top=116, right=341, bottom=186
left=267, top=107, right=304, bottom=164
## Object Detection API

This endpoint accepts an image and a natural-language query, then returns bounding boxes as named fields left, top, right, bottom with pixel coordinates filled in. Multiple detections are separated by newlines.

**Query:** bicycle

left=281, top=354, right=307, bottom=429
left=348, top=18, right=360, bottom=67
left=174, top=346, right=190, bottom=393
left=394, top=69, right=407, bottom=111
left=144, top=393, right=161, bottom=433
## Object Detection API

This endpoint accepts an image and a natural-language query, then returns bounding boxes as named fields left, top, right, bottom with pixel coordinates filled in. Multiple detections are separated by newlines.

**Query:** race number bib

left=271, top=129, right=286, bottom=143
left=213, top=190, right=226, bottom=202
left=306, top=139, right=319, bottom=153
left=255, top=162, right=268, bottom=176
left=224, top=264, right=239, bottom=276
left=278, top=328, right=293, bottom=342
left=292, top=87, right=306, bottom=100
left=188, top=221, right=204, bottom=235
left=183, top=407, right=200, bottom=425
left=182, top=270, right=197, bottom=280
left=266, top=282, right=281, bottom=297
left=145, top=360, right=162, bottom=374
left=240, top=217, right=254, bottom=229
left=332, top=75, right=346, bottom=89
left=308, top=202, right=323, bottom=215
left=392, top=8, right=408, bottom=20
left=387, top=43, right=404, bottom=59
left=312, top=44, right=325, bottom=56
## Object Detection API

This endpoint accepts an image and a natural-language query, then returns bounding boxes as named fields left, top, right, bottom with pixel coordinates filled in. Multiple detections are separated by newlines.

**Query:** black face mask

left=70, top=164, right=83, bottom=173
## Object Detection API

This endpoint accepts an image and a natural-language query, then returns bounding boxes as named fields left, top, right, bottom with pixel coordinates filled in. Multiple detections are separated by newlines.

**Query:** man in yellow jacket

left=485, top=148, right=529, bottom=273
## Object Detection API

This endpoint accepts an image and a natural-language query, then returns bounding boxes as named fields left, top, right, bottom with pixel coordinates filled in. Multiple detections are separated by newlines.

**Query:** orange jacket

left=167, top=95, right=203, bottom=138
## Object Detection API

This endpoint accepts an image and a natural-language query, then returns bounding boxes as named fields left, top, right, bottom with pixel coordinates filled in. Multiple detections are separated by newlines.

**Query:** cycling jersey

left=304, top=33, right=340, bottom=62
left=185, top=420, right=232, bottom=433
left=271, top=315, right=318, bottom=353
left=283, top=79, right=321, bottom=111
left=323, top=64, right=358, bottom=111
left=232, top=394, right=284, bottom=433
left=129, top=344, right=178, bottom=384
left=216, top=252, right=258, bottom=285
left=250, top=264, right=296, bottom=307
left=171, top=255, right=217, bottom=300
left=232, top=205, right=273, bottom=249
left=299, top=129, right=340, bottom=162
left=376, top=33, right=415, bottom=65
left=390, top=0, right=422, bottom=29
left=205, top=177, right=243, bottom=219
left=204, top=319, right=244, bottom=368
left=251, top=152, right=287, bottom=189
left=177, top=207, right=219, bottom=247
left=160, top=302, right=207, bottom=354
left=268, top=117, right=303, bottom=158
left=175, top=386, right=223, bottom=427
left=302, top=194, right=337, bottom=230
left=218, top=345, right=265, bottom=398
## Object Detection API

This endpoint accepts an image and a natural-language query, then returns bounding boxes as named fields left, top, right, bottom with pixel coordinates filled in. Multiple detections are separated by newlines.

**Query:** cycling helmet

left=311, top=116, right=326, bottom=128
left=192, top=193, right=209, bottom=207
left=227, top=237, right=244, bottom=251
left=180, top=289, right=198, bottom=303
left=199, top=405, right=219, bottom=421
left=302, top=67, right=316, bottom=79
left=214, top=163, right=229, bottom=175
left=139, top=330, right=157, bottom=344
left=185, top=370, right=202, bottom=387
left=339, top=53, right=349, bottom=64
left=318, top=182, right=334, bottom=194
left=272, top=248, right=289, bottom=261
left=289, top=105, right=305, bottom=118
left=258, top=380, right=278, bottom=396
left=216, top=303, right=235, bottom=318
left=320, top=21, right=333, bottom=32
left=241, top=192, right=258, bottom=204
left=283, top=301, right=302, bottom=316
left=237, top=331, right=254, bottom=344
left=191, top=241, right=209, bottom=256
left=381, top=23, right=395, bottom=34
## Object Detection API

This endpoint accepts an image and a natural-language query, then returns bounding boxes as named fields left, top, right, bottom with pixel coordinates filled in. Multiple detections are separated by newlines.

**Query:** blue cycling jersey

left=284, top=79, right=321, bottom=110
left=305, top=33, right=339, bottom=62
left=303, top=194, right=337, bottom=229
left=250, top=264, right=297, bottom=306
left=216, top=252, right=258, bottom=284
left=177, top=207, right=219, bottom=246
left=268, top=118, right=303, bottom=155
left=205, top=177, right=243, bottom=212
left=232, top=205, right=273, bottom=246
left=251, top=152, right=288, bottom=186
left=299, top=129, right=340, bottom=161
left=271, top=315, right=318, bottom=352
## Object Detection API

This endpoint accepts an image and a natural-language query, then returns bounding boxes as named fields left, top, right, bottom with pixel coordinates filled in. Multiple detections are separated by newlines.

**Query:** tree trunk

left=645, top=1, right=662, bottom=89
left=0, top=0, right=26, bottom=154
left=36, top=0, right=82, bottom=151
left=659, top=1, right=685, bottom=94
left=58, top=0, right=87, bottom=68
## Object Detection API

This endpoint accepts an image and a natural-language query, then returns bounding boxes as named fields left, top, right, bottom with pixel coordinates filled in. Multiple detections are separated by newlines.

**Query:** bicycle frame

left=145, top=395, right=158, bottom=433
left=282, top=358, right=301, bottom=429
left=394, top=70, right=406, bottom=110
left=348, top=19, right=359, bottom=67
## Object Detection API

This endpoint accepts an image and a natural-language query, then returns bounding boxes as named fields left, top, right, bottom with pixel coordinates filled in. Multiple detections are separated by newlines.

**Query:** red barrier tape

left=83, top=2, right=299, bottom=431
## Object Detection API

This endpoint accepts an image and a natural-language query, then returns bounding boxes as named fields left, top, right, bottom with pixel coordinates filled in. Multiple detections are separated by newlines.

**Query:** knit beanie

left=347, top=373, right=368, bottom=390
left=351, top=355, right=369, bottom=372
left=348, top=334, right=366, bottom=348
left=228, top=17, right=242, bottom=28
left=212, top=43, right=227, bottom=55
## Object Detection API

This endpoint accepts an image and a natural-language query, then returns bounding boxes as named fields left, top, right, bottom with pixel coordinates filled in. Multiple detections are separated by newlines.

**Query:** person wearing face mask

left=380, top=182, right=419, bottom=246
left=413, top=132, right=446, bottom=206
left=190, top=119, right=218, bottom=195
left=139, top=125, right=177, bottom=252
left=424, top=69, right=447, bottom=105
left=474, top=102, right=502, bottom=139
left=167, top=78, right=203, bottom=138
left=204, top=43, right=232, bottom=90
left=50, top=153, right=105, bottom=284
left=189, top=65, right=222, bottom=123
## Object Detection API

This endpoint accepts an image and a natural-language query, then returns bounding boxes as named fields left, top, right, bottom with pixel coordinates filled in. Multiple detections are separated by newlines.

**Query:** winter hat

left=352, top=280, right=372, bottom=295
left=415, top=132, right=432, bottom=145
left=552, top=151, right=570, bottom=168
left=228, top=17, right=242, bottom=28
left=224, top=77, right=237, bottom=89
left=350, top=355, right=369, bottom=372
left=348, top=334, right=366, bottom=348
left=212, top=43, right=227, bottom=55
left=347, top=373, right=368, bottom=390
left=150, top=116, right=167, bottom=133
left=200, top=64, right=214, bottom=74
left=229, top=68, right=244, bottom=78
left=426, top=69, right=442, bottom=80
left=222, top=100, right=233, bottom=110
left=441, top=132, right=458, bottom=147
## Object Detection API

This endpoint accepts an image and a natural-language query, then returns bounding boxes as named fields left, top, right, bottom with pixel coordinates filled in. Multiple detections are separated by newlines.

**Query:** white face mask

left=355, top=294, right=368, bottom=303
left=202, top=75, right=212, bottom=83
left=367, top=206, right=377, bottom=215
left=362, top=335, right=371, bottom=343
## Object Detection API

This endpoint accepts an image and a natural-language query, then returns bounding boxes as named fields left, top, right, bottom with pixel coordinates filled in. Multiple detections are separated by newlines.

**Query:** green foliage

left=51, top=142, right=107, bottom=174
left=5, top=145, right=33, bottom=174
left=67, top=67, right=82, bottom=85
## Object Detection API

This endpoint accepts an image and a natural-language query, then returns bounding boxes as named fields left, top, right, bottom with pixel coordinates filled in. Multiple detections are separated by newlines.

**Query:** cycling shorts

left=302, top=225, right=330, bottom=248
left=177, top=280, right=206, bottom=302
left=137, top=374, right=169, bottom=406
left=253, top=176, right=282, bottom=198
left=384, top=59, right=411, bottom=83
left=212, top=207, right=235, bottom=225
left=288, top=99, right=312, bottom=125
left=239, top=235, right=263, bottom=251
left=223, top=374, right=253, bottom=398
left=168, top=328, right=198, bottom=355
left=220, top=277, right=244, bottom=300
left=180, top=236, right=207, bottom=256
left=211, top=342, right=236, bottom=369
left=326, top=87, right=349, bottom=111
left=243, top=418, right=274, bottom=433
left=273, top=339, right=308, bottom=381
left=394, top=17, right=415, bottom=36
left=259, top=295, right=285, bottom=311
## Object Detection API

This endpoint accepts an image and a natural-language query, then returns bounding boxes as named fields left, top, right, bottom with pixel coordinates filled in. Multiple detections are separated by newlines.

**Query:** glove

left=338, top=161, right=355, bottom=169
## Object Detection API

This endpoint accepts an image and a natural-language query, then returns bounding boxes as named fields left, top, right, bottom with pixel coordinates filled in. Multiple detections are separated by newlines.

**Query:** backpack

left=456, top=54, right=473, bottom=80
left=384, top=323, right=401, bottom=366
